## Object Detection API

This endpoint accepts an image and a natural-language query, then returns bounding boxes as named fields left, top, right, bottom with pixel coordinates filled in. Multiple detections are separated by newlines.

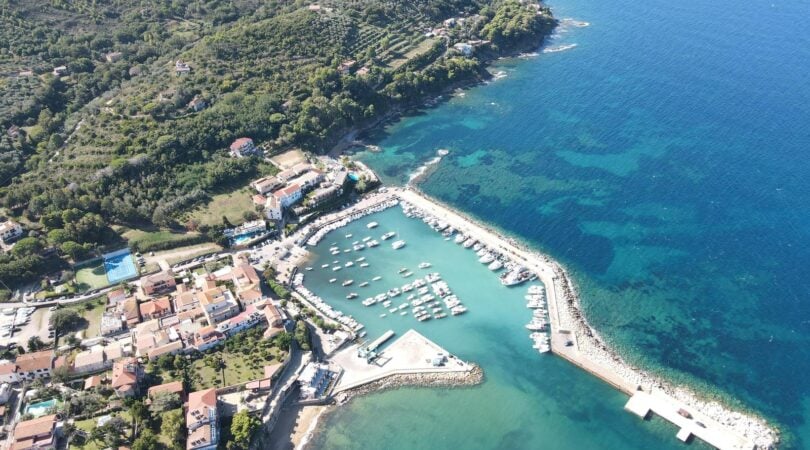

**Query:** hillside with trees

left=0, top=0, right=554, bottom=290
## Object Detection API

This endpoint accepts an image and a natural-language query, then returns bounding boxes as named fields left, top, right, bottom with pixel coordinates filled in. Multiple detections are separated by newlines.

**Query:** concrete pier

left=625, top=391, right=755, bottom=450
left=391, top=187, right=763, bottom=449
left=332, top=329, right=473, bottom=393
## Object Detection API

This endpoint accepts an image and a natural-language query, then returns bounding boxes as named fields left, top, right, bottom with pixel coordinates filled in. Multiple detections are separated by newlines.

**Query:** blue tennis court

left=104, top=249, right=138, bottom=284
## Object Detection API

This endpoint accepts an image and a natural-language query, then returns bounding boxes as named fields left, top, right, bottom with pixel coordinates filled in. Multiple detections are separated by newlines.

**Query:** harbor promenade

left=390, top=187, right=764, bottom=450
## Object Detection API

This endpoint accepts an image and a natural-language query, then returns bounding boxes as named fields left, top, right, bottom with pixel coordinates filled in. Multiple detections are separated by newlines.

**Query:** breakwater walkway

left=389, top=187, right=772, bottom=450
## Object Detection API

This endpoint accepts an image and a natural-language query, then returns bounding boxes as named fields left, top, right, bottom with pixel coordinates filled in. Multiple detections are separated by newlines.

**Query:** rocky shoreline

left=549, top=261, right=780, bottom=448
left=394, top=183, right=779, bottom=449
left=333, top=364, right=484, bottom=405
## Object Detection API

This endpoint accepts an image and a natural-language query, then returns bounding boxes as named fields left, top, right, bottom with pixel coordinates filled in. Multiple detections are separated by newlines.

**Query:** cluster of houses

left=100, top=260, right=285, bottom=362
left=0, top=257, right=287, bottom=450
left=250, top=160, right=350, bottom=221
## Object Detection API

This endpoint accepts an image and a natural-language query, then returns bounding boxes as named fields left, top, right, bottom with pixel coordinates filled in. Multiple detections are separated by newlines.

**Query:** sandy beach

left=267, top=403, right=329, bottom=450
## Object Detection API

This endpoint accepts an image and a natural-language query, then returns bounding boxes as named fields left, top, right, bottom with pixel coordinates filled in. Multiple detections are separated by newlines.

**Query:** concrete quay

left=389, top=186, right=770, bottom=449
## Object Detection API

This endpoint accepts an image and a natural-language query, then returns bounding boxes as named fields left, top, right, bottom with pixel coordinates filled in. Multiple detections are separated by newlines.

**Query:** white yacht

left=367, top=221, right=379, bottom=229
left=418, top=262, right=431, bottom=269
left=381, top=231, right=397, bottom=240
left=346, top=292, right=358, bottom=299
left=488, top=260, right=504, bottom=271
left=342, top=279, right=354, bottom=286
left=392, top=240, right=406, bottom=250
left=329, top=278, right=337, bottom=283
left=450, top=305, right=467, bottom=316
left=345, top=261, right=354, bottom=267
left=454, top=234, right=466, bottom=244
left=360, top=262, right=370, bottom=268
left=479, top=253, right=495, bottom=264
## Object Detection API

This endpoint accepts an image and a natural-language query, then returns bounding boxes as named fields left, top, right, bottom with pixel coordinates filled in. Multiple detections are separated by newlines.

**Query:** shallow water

left=311, top=0, right=810, bottom=446
left=306, top=208, right=706, bottom=449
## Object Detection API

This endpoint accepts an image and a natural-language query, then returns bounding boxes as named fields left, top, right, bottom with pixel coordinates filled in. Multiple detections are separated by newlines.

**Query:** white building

left=453, top=43, right=473, bottom=56
left=265, top=195, right=283, bottom=221
left=0, top=220, right=23, bottom=244
left=289, top=170, right=324, bottom=191
left=272, top=184, right=303, bottom=208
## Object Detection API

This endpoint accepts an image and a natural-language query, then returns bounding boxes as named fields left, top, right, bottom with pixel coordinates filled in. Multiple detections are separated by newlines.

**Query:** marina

left=295, top=187, right=772, bottom=450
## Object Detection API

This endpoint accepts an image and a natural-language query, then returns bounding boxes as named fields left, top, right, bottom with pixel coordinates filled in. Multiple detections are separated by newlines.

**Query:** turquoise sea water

left=306, top=208, right=702, bottom=449
left=310, top=0, right=810, bottom=447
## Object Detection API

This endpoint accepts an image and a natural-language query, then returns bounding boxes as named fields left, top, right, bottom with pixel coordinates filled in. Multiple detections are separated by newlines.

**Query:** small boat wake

left=542, top=43, right=578, bottom=54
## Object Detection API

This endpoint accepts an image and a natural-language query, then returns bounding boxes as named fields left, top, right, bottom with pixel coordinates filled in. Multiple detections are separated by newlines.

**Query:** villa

left=229, top=137, right=257, bottom=158
left=198, top=284, right=240, bottom=325
left=139, top=296, right=173, bottom=320
left=216, top=263, right=263, bottom=305
left=0, top=220, right=23, bottom=244
left=264, top=195, right=283, bottom=221
left=272, top=184, right=302, bottom=208
left=215, top=304, right=264, bottom=336
left=11, top=414, right=57, bottom=450
left=186, top=388, right=219, bottom=450
left=276, top=163, right=311, bottom=182
left=111, top=357, right=142, bottom=397
left=251, top=176, right=283, bottom=195
left=71, top=347, right=109, bottom=374
left=192, top=326, right=226, bottom=352
left=141, top=271, right=176, bottom=296
left=14, top=351, right=55, bottom=381
left=288, top=170, right=324, bottom=190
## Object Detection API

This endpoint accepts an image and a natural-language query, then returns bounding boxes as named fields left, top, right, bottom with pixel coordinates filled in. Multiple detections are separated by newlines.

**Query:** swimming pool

left=104, top=249, right=138, bottom=284
left=25, top=399, right=56, bottom=418
left=231, top=230, right=263, bottom=246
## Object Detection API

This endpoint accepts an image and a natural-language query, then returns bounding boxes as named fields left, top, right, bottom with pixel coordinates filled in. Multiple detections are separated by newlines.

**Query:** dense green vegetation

left=0, top=0, right=554, bottom=291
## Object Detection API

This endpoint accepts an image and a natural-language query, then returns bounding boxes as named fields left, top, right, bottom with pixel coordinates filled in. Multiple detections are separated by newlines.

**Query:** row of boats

left=305, top=198, right=399, bottom=247
left=292, top=273, right=365, bottom=333
left=401, top=201, right=536, bottom=287
left=360, top=270, right=468, bottom=322
left=524, top=285, right=550, bottom=353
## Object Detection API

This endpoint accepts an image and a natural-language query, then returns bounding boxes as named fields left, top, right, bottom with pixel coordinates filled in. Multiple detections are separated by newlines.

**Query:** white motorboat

left=418, top=262, right=431, bottom=269
left=392, top=240, right=406, bottom=249
left=381, top=231, right=397, bottom=240
left=488, top=260, right=503, bottom=271
left=367, top=222, right=379, bottom=229
left=479, top=253, right=495, bottom=264
left=342, top=279, right=354, bottom=286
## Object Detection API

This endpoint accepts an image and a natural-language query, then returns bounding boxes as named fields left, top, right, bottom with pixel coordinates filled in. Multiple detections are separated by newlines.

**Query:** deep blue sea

left=311, top=0, right=810, bottom=447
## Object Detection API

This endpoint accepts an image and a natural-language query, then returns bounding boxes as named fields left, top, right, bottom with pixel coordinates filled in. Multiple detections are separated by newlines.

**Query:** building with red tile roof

left=11, top=414, right=57, bottom=450
left=139, top=296, right=173, bottom=320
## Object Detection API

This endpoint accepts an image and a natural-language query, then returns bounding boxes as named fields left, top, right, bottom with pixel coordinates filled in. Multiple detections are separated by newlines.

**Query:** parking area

left=0, top=306, right=54, bottom=348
